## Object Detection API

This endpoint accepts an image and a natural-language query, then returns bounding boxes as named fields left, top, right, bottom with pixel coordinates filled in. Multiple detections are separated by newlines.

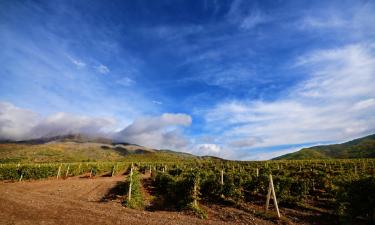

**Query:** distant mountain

left=273, top=134, right=375, bottom=160
left=0, top=134, right=219, bottom=163
left=3, top=134, right=114, bottom=145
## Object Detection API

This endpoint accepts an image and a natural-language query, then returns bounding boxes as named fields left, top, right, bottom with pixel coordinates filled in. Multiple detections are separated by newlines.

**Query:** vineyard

left=1, top=158, right=375, bottom=224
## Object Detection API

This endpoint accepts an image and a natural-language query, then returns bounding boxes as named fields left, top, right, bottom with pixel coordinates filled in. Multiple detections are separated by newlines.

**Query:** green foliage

left=0, top=164, right=20, bottom=180
left=199, top=171, right=223, bottom=201
left=1, top=154, right=374, bottom=224
left=187, top=202, right=208, bottom=219
left=336, top=176, right=375, bottom=223
left=154, top=171, right=198, bottom=209
left=124, top=170, right=144, bottom=209
left=221, top=171, right=246, bottom=202
left=244, top=174, right=269, bottom=196
left=153, top=169, right=208, bottom=218
left=0, top=164, right=60, bottom=180
left=0, top=162, right=131, bottom=180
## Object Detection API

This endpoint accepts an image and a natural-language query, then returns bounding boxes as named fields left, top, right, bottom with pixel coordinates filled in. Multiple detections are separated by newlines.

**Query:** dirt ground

left=0, top=175, right=276, bottom=225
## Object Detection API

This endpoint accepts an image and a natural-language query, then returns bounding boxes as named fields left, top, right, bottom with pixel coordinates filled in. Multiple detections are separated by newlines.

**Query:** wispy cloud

left=226, top=0, right=269, bottom=30
left=296, top=1, right=375, bottom=41
left=240, top=9, right=269, bottom=30
left=0, top=0, right=154, bottom=123
left=67, top=55, right=86, bottom=68
left=228, top=137, right=261, bottom=148
left=96, top=64, right=110, bottom=74
left=201, top=44, right=375, bottom=158
left=301, top=16, right=346, bottom=29
left=116, top=77, right=135, bottom=87
left=1, top=0, right=375, bottom=160
left=152, top=100, right=163, bottom=105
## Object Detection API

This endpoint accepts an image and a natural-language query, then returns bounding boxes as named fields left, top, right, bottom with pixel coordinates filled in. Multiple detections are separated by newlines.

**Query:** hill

left=273, top=134, right=375, bottom=160
left=0, top=134, right=215, bottom=163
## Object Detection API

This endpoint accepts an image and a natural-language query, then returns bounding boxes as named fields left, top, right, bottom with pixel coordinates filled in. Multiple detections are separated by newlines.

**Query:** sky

left=1, top=0, right=375, bottom=160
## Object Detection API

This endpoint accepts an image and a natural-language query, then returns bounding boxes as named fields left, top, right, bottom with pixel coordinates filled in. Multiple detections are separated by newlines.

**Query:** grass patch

left=186, top=202, right=208, bottom=219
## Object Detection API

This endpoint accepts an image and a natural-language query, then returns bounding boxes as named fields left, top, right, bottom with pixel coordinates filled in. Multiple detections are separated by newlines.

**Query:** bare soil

left=0, top=174, right=275, bottom=225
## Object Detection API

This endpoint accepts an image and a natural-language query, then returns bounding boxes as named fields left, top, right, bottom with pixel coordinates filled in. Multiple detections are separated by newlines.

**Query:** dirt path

left=0, top=175, right=275, bottom=225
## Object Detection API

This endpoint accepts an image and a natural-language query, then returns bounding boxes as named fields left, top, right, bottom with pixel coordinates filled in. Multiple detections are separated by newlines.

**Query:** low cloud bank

left=0, top=102, right=191, bottom=150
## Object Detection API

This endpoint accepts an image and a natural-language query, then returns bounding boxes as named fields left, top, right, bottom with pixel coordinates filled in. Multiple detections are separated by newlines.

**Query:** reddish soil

left=0, top=175, right=275, bottom=225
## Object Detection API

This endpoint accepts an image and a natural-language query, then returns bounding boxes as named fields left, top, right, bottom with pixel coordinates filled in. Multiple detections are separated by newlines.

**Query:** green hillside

left=0, top=134, right=215, bottom=163
left=274, top=134, right=375, bottom=160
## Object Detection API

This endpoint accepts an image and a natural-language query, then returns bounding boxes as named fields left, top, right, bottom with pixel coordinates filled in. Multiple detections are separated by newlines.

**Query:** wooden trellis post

left=111, top=165, right=115, bottom=177
left=221, top=169, right=224, bottom=185
left=56, top=164, right=62, bottom=179
left=65, top=165, right=70, bottom=178
left=193, top=180, right=198, bottom=207
left=265, top=174, right=281, bottom=218
left=128, top=166, right=133, bottom=201
left=256, top=168, right=259, bottom=177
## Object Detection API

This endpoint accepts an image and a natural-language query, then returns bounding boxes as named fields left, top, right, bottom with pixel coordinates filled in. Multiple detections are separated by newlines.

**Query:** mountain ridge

left=0, top=134, right=221, bottom=163
left=273, top=134, right=375, bottom=160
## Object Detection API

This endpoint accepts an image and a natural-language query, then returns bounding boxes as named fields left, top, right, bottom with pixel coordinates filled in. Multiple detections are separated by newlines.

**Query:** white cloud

left=0, top=102, right=40, bottom=140
left=118, top=113, right=191, bottom=135
left=203, top=44, right=375, bottom=152
left=0, top=102, right=116, bottom=141
left=96, top=64, right=110, bottom=74
left=0, top=102, right=193, bottom=151
left=115, top=113, right=192, bottom=149
left=194, top=143, right=222, bottom=155
left=30, top=113, right=116, bottom=139
left=353, top=98, right=375, bottom=111
left=228, top=137, right=261, bottom=148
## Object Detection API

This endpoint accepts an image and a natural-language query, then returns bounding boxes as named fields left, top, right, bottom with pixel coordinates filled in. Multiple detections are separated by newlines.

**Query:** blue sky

left=1, top=0, right=375, bottom=160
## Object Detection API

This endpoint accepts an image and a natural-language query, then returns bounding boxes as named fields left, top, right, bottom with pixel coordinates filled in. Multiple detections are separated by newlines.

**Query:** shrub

left=336, top=176, right=375, bottom=223
left=124, top=170, right=144, bottom=209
